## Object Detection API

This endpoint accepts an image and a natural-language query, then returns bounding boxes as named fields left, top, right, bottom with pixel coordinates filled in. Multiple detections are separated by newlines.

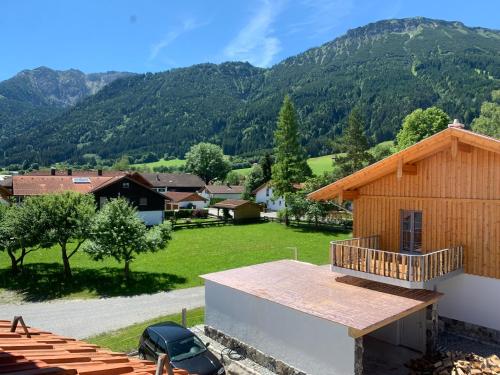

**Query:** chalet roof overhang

left=308, top=128, right=500, bottom=201
left=202, top=260, right=441, bottom=338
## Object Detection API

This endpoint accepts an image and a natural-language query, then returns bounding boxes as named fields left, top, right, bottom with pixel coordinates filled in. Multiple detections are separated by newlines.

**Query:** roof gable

left=309, top=128, right=500, bottom=201
left=164, top=191, right=207, bottom=202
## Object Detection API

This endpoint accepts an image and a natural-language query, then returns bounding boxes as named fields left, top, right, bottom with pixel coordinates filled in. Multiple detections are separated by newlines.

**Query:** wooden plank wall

left=353, top=146, right=500, bottom=279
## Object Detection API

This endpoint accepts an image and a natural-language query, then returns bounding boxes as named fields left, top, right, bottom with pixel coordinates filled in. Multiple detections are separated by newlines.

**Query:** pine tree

left=333, top=108, right=373, bottom=178
left=259, top=153, right=273, bottom=182
left=271, top=95, right=312, bottom=197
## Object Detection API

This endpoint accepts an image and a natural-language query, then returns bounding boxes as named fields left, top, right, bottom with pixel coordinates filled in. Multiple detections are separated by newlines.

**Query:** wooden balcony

left=330, top=236, right=464, bottom=288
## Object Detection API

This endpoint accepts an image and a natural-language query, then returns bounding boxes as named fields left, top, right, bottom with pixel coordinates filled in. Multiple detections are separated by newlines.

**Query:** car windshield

left=167, top=335, right=207, bottom=361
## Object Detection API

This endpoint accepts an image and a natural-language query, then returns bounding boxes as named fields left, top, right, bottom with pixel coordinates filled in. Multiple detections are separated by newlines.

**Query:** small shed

left=211, top=199, right=261, bottom=221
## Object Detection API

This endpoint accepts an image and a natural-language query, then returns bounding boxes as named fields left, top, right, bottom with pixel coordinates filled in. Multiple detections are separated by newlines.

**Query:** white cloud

left=150, top=18, right=207, bottom=61
left=223, top=0, right=284, bottom=67
left=288, top=0, right=354, bottom=37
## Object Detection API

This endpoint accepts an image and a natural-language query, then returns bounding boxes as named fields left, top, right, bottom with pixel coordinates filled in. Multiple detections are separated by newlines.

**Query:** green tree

left=396, top=107, right=450, bottom=150
left=471, top=90, right=500, bottom=138
left=333, top=108, right=373, bottom=177
left=286, top=193, right=308, bottom=222
left=113, top=155, right=131, bottom=171
left=243, top=164, right=265, bottom=199
left=272, top=96, right=312, bottom=196
left=38, top=192, right=96, bottom=279
left=0, top=199, right=49, bottom=274
left=85, top=198, right=172, bottom=279
left=224, top=170, right=241, bottom=185
left=185, top=143, right=231, bottom=184
left=259, top=153, right=273, bottom=182
left=305, top=201, right=327, bottom=227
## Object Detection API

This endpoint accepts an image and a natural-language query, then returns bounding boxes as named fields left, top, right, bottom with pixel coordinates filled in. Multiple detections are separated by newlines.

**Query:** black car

left=138, top=321, right=225, bottom=375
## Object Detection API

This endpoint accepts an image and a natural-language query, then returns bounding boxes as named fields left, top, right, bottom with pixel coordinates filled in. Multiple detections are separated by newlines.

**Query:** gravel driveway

left=0, top=286, right=205, bottom=339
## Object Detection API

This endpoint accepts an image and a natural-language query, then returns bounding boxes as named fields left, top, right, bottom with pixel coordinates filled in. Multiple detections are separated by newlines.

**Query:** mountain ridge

left=1, top=17, right=499, bottom=167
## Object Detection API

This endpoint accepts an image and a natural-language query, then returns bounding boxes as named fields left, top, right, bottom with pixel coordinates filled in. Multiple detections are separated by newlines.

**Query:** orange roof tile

left=0, top=320, right=190, bottom=375
left=12, top=176, right=115, bottom=196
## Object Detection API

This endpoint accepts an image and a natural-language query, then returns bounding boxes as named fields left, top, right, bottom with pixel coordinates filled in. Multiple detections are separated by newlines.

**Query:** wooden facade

left=309, top=128, right=500, bottom=279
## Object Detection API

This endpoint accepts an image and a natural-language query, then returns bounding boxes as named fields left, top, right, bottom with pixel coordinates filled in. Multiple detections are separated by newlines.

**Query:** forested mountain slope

left=1, top=17, right=499, bottom=166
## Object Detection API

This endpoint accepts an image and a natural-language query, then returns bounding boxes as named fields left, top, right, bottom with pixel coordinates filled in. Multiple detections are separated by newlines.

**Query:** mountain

left=0, top=67, right=133, bottom=144
left=1, top=17, right=499, bottom=167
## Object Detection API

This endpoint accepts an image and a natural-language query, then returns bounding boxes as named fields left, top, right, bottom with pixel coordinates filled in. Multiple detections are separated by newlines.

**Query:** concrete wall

left=255, top=186, right=285, bottom=211
left=205, top=281, right=355, bottom=375
left=436, top=273, right=500, bottom=331
left=137, top=210, right=163, bottom=226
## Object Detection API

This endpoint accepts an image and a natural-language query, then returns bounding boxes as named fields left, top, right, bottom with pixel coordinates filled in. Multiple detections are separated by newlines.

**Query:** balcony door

left=400, top=210, right=422, bottom=253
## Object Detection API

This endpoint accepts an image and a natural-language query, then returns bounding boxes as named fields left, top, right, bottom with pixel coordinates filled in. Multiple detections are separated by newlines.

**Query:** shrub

left=192, top=209, right=208, bottom=218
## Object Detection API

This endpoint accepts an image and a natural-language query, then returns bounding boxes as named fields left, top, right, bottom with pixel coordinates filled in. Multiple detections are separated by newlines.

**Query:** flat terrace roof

left=202, top=260, right=441, bottom=338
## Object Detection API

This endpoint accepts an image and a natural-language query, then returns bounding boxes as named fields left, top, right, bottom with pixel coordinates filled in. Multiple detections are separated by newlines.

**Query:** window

left=266, top=187, right=270, bottom=197
left=139, top=197, right=148, bottom=206
left=157, top=188, right=166, bottom=193
left=400, top=210, right=422, bottom=253
left=122, top=182, right=130, bottom=188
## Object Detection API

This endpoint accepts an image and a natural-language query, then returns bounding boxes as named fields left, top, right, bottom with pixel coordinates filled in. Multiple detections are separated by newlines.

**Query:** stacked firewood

left=406, top=351, right=500, bottom=375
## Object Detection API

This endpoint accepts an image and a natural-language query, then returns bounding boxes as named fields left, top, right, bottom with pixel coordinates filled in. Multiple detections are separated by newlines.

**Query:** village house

left=199, top=184, right=244, bottom=202
left=11, top=171, right=166, bottom=225
left=201, top=124, right=500, bottom=375
left=252, top=182, right=304, bottom=211
left=140, top=172, right=205, bottom=193
left=164, top=191, right=208, bottom=210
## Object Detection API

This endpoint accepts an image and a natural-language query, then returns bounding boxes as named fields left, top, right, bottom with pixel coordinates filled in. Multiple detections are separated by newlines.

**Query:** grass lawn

left=87, top=307, right=205, bottom=353
left=0, top=223, right=350, bottom=302
left=131, top=158, right=186, bottom=169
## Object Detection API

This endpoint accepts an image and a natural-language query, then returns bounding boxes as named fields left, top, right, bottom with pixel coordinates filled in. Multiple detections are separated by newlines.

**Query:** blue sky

left=1, top=0, right=499, bottom=80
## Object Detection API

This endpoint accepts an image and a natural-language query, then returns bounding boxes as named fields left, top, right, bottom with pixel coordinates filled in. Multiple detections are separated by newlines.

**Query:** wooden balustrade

left=330, top=236, right=463, bottom=283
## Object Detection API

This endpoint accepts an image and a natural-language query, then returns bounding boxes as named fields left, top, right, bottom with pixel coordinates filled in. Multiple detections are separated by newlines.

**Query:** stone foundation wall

left=440, top=316, right=500, bottom=346
left=204, top=325, right=307, bottom=375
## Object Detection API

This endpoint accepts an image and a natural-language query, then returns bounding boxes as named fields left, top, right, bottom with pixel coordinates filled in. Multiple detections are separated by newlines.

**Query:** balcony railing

left=330, top=235, right=463, bottom=285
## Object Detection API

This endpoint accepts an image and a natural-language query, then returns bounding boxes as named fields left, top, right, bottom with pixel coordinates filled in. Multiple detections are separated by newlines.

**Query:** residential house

left=211, top=199, right=261, bottom=221
left=253, top=182, right=304, bottom=211
left=202, top=124, right=500, bottom=375
left=199, top=184, right=244, bottom=202
left=140, top=173, right=205, bottom=193
left=164, top=191, right=208, bottom=210
left=0, top=176, right=12, bottom=204
left=92, top=174, right=166, bottom=225
left=12, top=172, right=166, bottom=225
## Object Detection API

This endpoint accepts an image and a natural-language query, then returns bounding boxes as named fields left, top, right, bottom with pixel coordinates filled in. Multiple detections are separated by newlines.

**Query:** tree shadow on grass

left=0, top=263, right=187, bottom=302
left=287, top=222, right=352, bottom=236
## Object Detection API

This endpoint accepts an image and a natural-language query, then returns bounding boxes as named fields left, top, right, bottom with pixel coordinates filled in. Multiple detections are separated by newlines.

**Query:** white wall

left=436, top=273, right=500, bottom=331
left=205, top=281, right=355, bottom=375
left=254, top=186, right=285, bottom=211
left=137, top=210, right=163, bottom=226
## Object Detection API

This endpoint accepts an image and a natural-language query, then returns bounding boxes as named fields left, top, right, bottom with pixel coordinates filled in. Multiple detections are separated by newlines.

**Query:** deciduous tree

left=471, top=90, right=500, bottom=138
left=396, top=107, right=450, bottom=150
left=243, top=164, right=264, bottom=199
left=39, top=192, right=96, bottom=279
left=185, top=143, right=231, bottom=184
left=85, top=198, right=172, bottom=279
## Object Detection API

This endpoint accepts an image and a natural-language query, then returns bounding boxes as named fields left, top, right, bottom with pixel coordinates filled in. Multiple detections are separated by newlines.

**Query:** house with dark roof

left=11, top=173, right=166, bottom=225
left=202, top=124, right=500, bottom=374
left=140, top=173, right=205, bottom=193
left=199, top=185, right=244, bottom=201
left=164, top=191, right=208, bottom=210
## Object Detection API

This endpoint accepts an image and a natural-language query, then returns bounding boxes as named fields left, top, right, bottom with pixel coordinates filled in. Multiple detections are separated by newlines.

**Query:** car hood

left=172, top=350, right=222, bottom=375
